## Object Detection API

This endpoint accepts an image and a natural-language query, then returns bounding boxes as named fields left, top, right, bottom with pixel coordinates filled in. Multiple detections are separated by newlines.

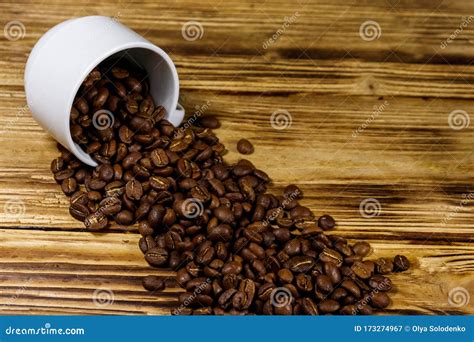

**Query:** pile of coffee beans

left=50, top=61, right=410, bottom=315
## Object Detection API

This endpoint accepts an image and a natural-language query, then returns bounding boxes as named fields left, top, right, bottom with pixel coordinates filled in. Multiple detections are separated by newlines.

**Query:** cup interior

left=69, top=46, right=178, bottom=167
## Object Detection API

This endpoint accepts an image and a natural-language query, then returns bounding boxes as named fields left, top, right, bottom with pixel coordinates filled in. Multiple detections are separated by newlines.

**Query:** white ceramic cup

left=24, top=15, right=185, bottom=167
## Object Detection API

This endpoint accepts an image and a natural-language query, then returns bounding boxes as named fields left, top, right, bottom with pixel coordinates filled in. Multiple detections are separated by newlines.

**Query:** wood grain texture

left=0, top=229, right=472, bottom=315
left=0, top=0, right=473, bottom=314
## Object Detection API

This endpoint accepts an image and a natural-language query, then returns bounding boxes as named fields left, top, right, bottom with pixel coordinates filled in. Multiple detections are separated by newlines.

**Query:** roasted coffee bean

left=70, top=191, right=88, bottom=206
left=145, top=247, right=169, bottom=266
left=142, top=275, right=165, bottom=292
left=99, top=196, right=122, bottom=216
left=196, top=241, right=215, bottom=265
left=301, top=297, right=319, bottom=315
left=237, top=138, right=254, bottom=155
left=324, top=262, right=342, bottom=284
left=296, top=274, right=313, bottom=292
left=208, top=178, right=225, bottom=197
left=149, top=176, right=170, bottom=191
left=218, top=288, right=237, bottom=309
left=124, top=76, right=142, bottom=93
left=376, top=258, right=394, bottom=274
left=316, top=275, right=334, bottom=293
left=74, top=168, right=89, bottom=184
left=69, top=203, right=90, bottom=221
left=126, top=179, right=143, bottom=200
left=139, top=235, right=156, bottom=254
left=88, top=178, right=106, bottom=191
left=198, top=116, right=221, bottom=129
left=117, top=125, right=133, bottom=144
left=368, top=275, right=392, bottom=292
left=191, top=184, right=210, bottom=202
left=208, top=224, right=232, bottom=242
left=122, top=152, right=142, bottom=169
left=284, top=184, right=302, bottom=199
left=351, top=261, right=373, bottom=280
left=213, top=206, right=234, bottom=222
left=341, top=279, right=361, bottom=298
left=318, top=299, right=340, bottom=313
left=290, top=206, right=313, bottom=221
left=115, top=210, right=134, bottom=225
left=236, top=279, right=255, bottom=309
left=97, top=164, right=114, bottom=182
left=393, top=255, right=410, bottom=272
left=352, top=241, right=371, bottom=257
left=111, top=67, right=129, bottom=79
left=150, top=148, right=169, bottom=167
left=318, top=214, right=335, bottom=230
left=54, top=169, right=74, bottom=182
left=222, top=261, right=243, bottom=275
left=371, top=292, right=390, bottom=308
left=84, top=211, right=108, bottom=230
left=51, top=157, right=65, bottom=173
left=277, top=268, right=294, bottom=284
left=288, top=256, right=315, bottom=273
left=273, top=228, right=290, bottom=242
left=284, top=239, right=301, bottom=256
left=61, top=178, right=77, bottom=196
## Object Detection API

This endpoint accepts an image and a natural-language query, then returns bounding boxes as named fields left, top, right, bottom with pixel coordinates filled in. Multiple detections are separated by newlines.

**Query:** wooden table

left=0, top=0, right=473, bottom=315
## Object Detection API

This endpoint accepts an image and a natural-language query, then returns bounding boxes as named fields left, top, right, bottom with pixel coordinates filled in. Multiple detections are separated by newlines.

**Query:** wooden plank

left=2, top=0, right=474, bottom=64
left=5, top=57, right=474, bottom=99
left=2, top=1, right=474, bottom=99
left=0, top=229, right=472, bottom=315
left=1, top=94, right=473, bottom=240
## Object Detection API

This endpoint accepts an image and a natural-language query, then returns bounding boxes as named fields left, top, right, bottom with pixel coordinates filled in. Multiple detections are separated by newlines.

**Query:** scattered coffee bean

left=376, top=258, right=394, bottom=274
left=352, top=241, right=371, bottom=257
left=142, top=275, right=165, bottom=292
left=237, top=139, right=254, bottom=155
left=371, top=292, right=390, bottom=309
left=318, top=214, right=335, bottom=230
left=393, top=255, right=410, bottom=272
left=198, top=115, right=221, bottom=129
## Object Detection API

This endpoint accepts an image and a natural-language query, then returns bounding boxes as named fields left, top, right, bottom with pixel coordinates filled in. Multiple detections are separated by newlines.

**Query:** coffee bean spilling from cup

left=51, top=61, right=410, bottom=315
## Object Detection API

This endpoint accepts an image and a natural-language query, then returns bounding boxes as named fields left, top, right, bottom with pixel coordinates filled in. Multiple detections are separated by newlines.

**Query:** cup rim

left=65, top=42, right=180, bottom=166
